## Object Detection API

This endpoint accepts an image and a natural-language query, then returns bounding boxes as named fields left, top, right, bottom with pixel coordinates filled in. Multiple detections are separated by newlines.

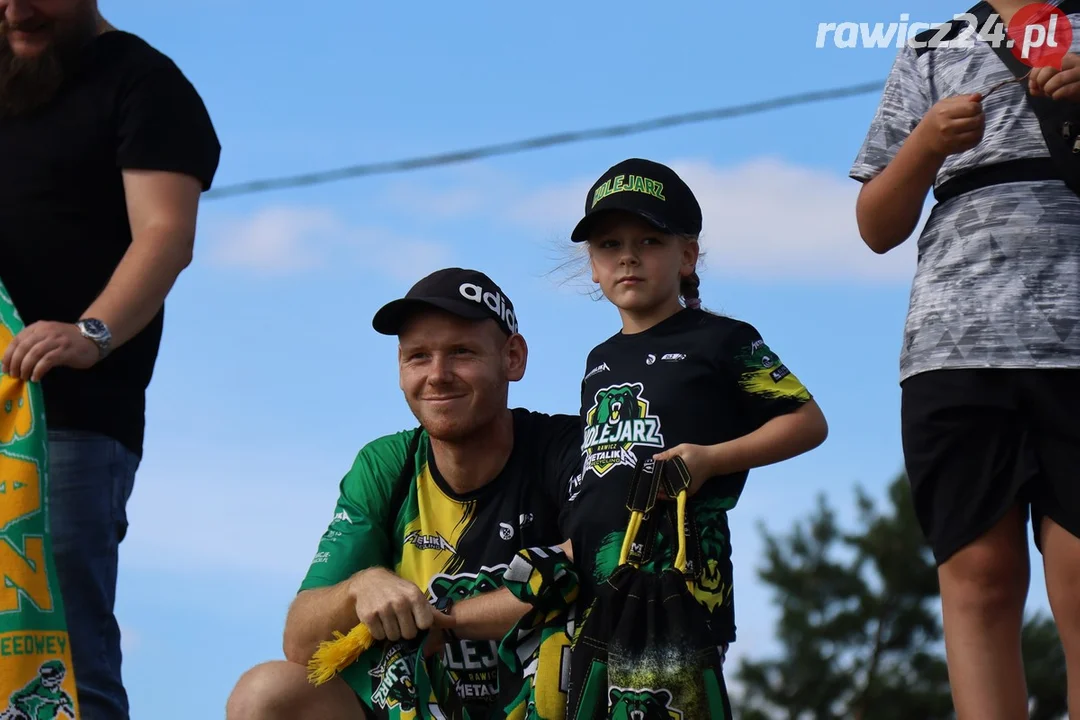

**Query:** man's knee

left=226, top=661, right=363, bottom=720
left=227, top=662, right=305, bottom=719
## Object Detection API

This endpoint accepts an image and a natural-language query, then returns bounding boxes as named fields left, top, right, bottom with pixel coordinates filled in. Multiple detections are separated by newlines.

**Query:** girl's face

left=587, top=211, right=698, bottom=319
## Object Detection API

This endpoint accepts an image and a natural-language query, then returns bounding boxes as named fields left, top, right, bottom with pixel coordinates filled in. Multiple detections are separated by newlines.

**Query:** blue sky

left=93, top=0, right=1056, bottom=716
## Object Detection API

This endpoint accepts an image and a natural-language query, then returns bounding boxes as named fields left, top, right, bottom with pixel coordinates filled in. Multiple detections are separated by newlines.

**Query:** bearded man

left=0, top=1, right=220, bottom=717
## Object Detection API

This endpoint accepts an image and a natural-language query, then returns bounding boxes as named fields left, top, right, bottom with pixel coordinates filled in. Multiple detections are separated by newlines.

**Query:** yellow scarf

left=0, top=280, right=80, bottom=719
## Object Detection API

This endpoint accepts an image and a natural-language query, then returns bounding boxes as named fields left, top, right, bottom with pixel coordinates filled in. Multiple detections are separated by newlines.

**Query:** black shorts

left=900, top=368, right=1080, bottom=566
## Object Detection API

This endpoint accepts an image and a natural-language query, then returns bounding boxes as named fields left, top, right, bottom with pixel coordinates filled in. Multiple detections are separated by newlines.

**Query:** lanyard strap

left=617, top=456, right=695, bottom=591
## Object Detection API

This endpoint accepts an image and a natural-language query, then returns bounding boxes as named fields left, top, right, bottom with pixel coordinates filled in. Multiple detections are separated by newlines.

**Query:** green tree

left=732, top=474, right=1067, bottom=720
left=1024, top=611, right=1068, bottom=720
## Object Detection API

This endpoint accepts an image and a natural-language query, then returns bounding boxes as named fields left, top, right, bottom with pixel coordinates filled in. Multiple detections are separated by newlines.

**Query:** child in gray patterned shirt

left=850, top=1, right=1080, bottom=716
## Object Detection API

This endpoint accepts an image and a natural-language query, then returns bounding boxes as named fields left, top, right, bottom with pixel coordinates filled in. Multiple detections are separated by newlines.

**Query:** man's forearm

left=283, top=581, right=359, bottom=665
left=81, top=228, right=193, bottom=349
left=451, top=587, right=532, bottom=642
left=856, top=122, right=944, bottom=254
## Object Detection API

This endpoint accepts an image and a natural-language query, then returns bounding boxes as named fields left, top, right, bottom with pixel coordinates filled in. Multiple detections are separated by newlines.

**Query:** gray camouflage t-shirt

left=850, top=11, right=1080, bottom=383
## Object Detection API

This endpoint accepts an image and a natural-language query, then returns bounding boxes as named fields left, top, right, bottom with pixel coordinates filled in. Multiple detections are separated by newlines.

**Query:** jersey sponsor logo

left=770, top=365, right=791, bottom=383
left=748, top=338, right=775, bottom=368
left=311, top=551, right=330, bottom=565
left=404, top=530, right=457, bottom=555
left=498, top=522, right=514, bottom=541
left=582, top=382, right=664, bottom=477
left=567, top=470, right=584, bottom=502
left=584, top=362, right=610, bottom=381
left=427, top=565, right=510, bottom=704
left=646, top=353, right=656, bottom=365
left=661, top=353, right=686, bottom=362
left=459, top=282, right=518, bottom=335
left=333, top=509, right=352, bottom=524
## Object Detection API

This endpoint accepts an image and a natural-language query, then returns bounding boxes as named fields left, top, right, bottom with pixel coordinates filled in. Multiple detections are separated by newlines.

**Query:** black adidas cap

left=570, top=158, right=702, bottom=242
left=372, top=267, right=519, bottom=337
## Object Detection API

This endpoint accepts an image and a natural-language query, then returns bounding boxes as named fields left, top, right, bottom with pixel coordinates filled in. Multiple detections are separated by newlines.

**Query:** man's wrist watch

left=433, top=596, right=458, bottom=643
left=75, top=319, right=112, bottom=360
left=434, top=595, right=454, bottom=615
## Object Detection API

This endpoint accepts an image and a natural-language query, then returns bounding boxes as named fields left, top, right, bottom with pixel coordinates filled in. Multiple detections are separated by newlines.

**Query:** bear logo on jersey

left=427, top=565, right=510, bottom=703
left=608, top=687, right=683, bottom=720
left=582, top=383, right=664, bottom=477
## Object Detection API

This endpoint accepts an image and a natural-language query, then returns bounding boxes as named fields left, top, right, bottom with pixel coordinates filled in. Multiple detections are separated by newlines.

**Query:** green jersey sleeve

left=298, top=429, right=417, bottom=592
left=719, top=320, right=812, bottom=433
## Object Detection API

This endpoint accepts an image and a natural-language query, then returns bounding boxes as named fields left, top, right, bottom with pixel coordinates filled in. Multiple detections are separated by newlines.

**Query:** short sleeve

left=719, top=321, right=812, bottom=433
left=115, top=59, right=221, bottom=191
left=298, top=433, right=412, bottom=592
left=849, top=44, right=931, bottom=183
left=538, top=414, right=584, bottom=536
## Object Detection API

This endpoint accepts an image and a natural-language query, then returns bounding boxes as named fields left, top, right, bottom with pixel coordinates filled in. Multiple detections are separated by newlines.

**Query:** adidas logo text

left=459, top=282, right=518, bottom=334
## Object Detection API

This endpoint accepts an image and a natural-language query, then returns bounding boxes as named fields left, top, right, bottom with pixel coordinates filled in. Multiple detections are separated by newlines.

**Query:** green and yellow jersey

left=299, top=408, right=580, bottom=720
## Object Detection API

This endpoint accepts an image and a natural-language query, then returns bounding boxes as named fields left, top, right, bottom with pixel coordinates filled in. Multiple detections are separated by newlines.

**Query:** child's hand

left=917, top=95, right=984, bottom=158
left=556, top=538, right=574, bottom=562
left=1030, top=52, right=1080, bottom=100
left=653, top=444, right=720, bottom=496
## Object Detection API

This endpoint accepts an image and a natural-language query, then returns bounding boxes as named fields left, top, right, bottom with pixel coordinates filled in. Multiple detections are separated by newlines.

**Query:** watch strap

left=76, top=319, right=111, bottom=359
left=431, top=596, right=458, bottom=644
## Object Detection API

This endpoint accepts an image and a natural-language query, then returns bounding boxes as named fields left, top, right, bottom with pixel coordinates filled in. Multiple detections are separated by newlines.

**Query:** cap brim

left=570, top=206, right=674, bottom=242
left=372, top=297, right=491, bottom=335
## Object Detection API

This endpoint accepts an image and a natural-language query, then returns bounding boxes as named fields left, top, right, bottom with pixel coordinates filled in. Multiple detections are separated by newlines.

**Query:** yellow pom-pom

left=306, top=624, right=376, bottom=686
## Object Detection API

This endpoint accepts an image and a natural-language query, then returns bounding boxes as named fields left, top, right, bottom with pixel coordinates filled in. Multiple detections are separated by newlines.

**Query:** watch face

left=81, top=320, right=107, bottom=338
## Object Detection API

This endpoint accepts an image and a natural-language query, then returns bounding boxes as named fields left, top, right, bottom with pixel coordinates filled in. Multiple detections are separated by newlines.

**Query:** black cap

left=372, top=267, right=519, bottom=337
left=570, top=158, right=702, bottom=242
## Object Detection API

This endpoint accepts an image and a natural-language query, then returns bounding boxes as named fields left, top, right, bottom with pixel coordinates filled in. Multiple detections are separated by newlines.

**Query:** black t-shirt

left=559, top=308, right=813, bottom=645
left=0, top=31, right=220, bottom=456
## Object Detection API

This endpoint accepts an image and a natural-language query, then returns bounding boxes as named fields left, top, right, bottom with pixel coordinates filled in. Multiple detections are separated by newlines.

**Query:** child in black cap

left=558, top=157, right=830, bottom=715
left=445, top=160, right=830, bottom=719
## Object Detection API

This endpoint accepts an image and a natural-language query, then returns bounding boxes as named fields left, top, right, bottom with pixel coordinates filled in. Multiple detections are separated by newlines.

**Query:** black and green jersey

left=299, top=408, right=580, bottom=720
left=562, top=308, right=812, bottom=646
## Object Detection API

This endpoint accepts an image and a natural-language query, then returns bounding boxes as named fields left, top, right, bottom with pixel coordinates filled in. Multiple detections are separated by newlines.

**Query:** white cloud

left=503, top=181, right=583, bottom=233
left=381, top=156, right=926, bottom=282
left=207, top=207, right=337, bottom=273
left=668, top=157, right=921, bottom=282
left=203, top=158, right=925, bottom=283
left=202, top=206, right=452, bottom=279
left=363, top=235, right=455, bottom=281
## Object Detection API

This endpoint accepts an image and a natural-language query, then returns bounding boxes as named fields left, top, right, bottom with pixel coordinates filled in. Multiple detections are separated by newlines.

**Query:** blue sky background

left=88, top=0, right=1056, bottom=716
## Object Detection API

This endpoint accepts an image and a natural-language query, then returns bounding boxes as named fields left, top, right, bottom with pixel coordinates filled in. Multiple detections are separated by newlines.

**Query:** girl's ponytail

left=681, top=271, right=702, bottom=310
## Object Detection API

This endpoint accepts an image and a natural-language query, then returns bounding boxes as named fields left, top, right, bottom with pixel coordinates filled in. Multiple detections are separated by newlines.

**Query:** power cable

left=204, top=79, right=884, bottom=201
